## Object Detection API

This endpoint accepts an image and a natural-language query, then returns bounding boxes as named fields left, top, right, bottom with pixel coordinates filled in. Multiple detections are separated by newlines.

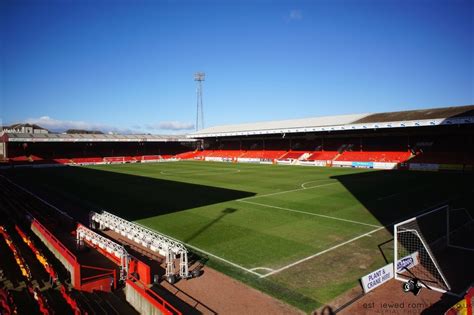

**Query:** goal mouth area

left=394, top=205, right=474, bottom=297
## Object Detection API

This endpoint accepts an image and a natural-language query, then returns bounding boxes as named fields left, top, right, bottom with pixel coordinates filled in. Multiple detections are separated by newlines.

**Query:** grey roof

left=4, top=133, right=196, bottom=142
left=192, top=113, right=368, bottom=135
left=189, top=104, right=474, bottom=138
left=353, top=105, right=474, bottom=124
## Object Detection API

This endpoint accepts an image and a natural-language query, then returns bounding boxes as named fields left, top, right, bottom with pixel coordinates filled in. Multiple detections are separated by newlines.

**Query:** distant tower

left=194, top=72, right=205, bottom=131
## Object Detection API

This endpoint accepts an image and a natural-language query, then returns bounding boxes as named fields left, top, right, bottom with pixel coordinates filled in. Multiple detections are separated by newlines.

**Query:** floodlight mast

left=194, top=72, right=205, bottom=131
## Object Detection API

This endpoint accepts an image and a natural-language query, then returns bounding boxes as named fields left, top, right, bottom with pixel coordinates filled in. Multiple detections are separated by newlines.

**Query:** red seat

left=335, top=151, right=411, bottom=163
left=306, top=151, right=339, bottom=161
left=279, top=151, right=307, bottom=160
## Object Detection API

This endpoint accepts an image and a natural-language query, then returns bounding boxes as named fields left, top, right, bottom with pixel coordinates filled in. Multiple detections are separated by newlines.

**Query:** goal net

left=394, top=205, right=474, bottom=294
left=447, top=207, right=474, bottom=252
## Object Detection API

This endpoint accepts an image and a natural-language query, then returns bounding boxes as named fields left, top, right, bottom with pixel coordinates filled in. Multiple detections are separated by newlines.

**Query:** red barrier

left=31, top=220, right=77, bottom=265
left=30, top=219, right=81, bottom=287
left=126, top=275, right=182, bottom=315
left=81, top=265, right=116, bottom=292
left=80, top=276, right=113, bottom=293
left=128, top=259, right=151, bottom=285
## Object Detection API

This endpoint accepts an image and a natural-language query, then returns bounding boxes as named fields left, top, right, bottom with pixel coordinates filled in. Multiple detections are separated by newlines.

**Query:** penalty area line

left=249, top=267, right=274, bottom=272
left=239, top=182, right=338, bottom=201
left=260, top=226, right=385, bottom=278
left=182, top=243, right=262, bottom=277
left=128, top=220, right=262, bottom=278
left=238, top=199, right=381, bottom=228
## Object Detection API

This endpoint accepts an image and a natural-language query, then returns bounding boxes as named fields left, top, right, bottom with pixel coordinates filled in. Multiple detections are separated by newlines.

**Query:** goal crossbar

left=393, top=205, right=451, bottom=294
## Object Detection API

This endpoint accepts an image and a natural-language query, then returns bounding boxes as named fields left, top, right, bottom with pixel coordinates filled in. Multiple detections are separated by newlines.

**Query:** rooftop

left=189, top=104, right=474, bottom=138
left=2, top=132, right=196, bottom=143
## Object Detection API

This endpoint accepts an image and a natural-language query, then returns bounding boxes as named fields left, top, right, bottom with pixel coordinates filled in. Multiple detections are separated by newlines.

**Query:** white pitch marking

left=183, top=243, right=262, bottom=277
left=250, top=267, right=275, bottom=272
left=300, top=179, right=337, bottom=189
left=122, top=219, right=262, bottom=277
left=238, top=199, right=382, bottom=228
left=240, top=182, right=338, bottom=201
left=160, top=169, right=241, bottom=176
left=260, top=226, right=385, bottom=278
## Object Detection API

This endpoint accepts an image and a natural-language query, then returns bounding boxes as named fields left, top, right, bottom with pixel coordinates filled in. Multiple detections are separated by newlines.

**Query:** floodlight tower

left=194, top=72, right=205, bottom=131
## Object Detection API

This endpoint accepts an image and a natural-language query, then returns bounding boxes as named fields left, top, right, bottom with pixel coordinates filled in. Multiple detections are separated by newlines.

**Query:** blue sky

left=1, top=0, right=473, bottom=133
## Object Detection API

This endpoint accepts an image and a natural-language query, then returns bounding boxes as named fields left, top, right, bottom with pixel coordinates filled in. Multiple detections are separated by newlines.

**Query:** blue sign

left=352, top=162, right=374, bottom=168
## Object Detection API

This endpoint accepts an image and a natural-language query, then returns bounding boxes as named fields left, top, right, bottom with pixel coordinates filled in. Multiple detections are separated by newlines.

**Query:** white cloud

left=26, top=116, right=104, bottom=131
left=289, top=9, right=303, bottom=21
left=146, top=121, right=194, bottom=131
left=17, top=116, right=194, bottom=134
left=24, top=116, right=137, bottom=134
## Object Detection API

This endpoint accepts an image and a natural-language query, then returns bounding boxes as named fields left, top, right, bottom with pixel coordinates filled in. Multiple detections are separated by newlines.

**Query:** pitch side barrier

left=191, top=156, right=473, bottom=172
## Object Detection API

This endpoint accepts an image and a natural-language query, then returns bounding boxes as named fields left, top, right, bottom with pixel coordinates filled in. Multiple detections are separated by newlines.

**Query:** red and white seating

left=335, top=151, right=411, bottom=163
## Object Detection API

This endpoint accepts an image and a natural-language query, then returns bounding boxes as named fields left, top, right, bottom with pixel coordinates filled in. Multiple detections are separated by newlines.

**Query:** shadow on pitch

left=331, top=169, right=474, bottom=294
left=5, top=166, right=254, bottom=223
left=184, top=208, right=237, bottom=243
left=330, top=170, right=474, bottom=228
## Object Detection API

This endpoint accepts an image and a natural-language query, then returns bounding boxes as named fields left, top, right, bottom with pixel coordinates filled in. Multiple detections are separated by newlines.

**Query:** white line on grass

left=239, top=182, right=338, bottom=201
left=258, top=201, right=451, bottom=278
left=108, top=218, right=263, bottom=277
left=300, top=180, right=337, bottom=189
left=238, top=199, right=381, bottom=228
left=260, top=226, right=385, bottom=278
left=183, top=243, right=262, bottom=277
left=160, top=169, right=241, bottom=176
left=250, top=267, right=274, bottom=272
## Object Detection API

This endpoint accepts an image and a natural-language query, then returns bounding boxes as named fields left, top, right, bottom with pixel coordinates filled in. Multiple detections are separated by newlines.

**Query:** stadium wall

left=30, top=218, right=81, bottom=287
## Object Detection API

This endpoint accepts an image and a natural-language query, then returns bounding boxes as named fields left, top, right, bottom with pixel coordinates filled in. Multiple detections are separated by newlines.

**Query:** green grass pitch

left=8, top=161, right=473, bottom=312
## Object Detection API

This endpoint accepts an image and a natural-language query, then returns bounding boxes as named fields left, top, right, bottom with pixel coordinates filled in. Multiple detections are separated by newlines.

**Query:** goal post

left=394, top=204, right=474, bottom=295
left=394, top=205, right=451, bottom=293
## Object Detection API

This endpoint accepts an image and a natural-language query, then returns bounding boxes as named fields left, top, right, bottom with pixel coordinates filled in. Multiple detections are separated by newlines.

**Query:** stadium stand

left=240, top=150, right=286, bottom=159
left=335, top=151, right=411, bottom=163
left=179, top=105, right=473, bottom=168
left=0, top=175, right=190, bottom=315
left=278, top=151, right=307, bottom=160
left=1, top=134, right=195, bottom=166
left=1, top=105, right=472, bottom=169
left=305, top=151, right=339, bottom=161
left=174, top=151, right=201, bottom=159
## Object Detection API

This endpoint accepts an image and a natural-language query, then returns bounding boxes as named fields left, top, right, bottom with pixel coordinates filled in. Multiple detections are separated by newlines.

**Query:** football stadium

left=0, top=105, right=473, bottom=314
left=2, top=1, right=473, bottom=314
